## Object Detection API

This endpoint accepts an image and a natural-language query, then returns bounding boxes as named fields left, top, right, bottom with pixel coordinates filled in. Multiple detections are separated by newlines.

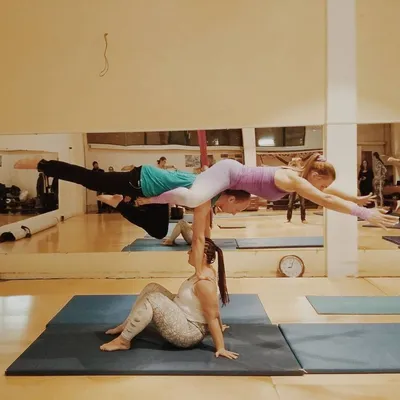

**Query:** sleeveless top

left=229, top=163, right=288, bottom=201
left=140, top=165, right=196, bottom=197
left=174, top=274, right=217, bottom=324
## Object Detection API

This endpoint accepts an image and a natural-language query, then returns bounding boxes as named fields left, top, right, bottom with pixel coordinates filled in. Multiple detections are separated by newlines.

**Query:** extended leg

left=300, top=196, right=306, bottom=222
left=16, top=158, right=141, bottom=197
left=101, top=284, right=205, bottom=351
left=163, top=219, right=193, bottom=245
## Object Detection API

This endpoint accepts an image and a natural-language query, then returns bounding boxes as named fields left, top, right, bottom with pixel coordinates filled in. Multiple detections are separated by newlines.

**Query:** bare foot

left=285, top=220, right=291, bottom=223
left=97, top=194, right=123, bottom=208
left=14, top=157, right=42, bottom=169
left=161, top=238, right=175, bottom=246
left=105, top=323, right=125, bottom=335
left=135, top=197, right=151, bottom=206
left=302, top=220, right=308, bottom=224
left=100, top=336, right=131, bottom=352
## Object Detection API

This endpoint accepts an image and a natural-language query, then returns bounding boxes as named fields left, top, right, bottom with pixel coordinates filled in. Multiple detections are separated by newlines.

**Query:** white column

left=242, top=128, right=257, bottom=166
left=324, top=0, right=358, bottom=277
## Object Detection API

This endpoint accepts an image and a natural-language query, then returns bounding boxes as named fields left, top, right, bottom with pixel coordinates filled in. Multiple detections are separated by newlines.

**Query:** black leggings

left=38, top=160, right=170, bottom=239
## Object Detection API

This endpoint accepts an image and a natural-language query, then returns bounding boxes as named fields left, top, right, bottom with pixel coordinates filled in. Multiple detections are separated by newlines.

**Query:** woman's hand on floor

left=215, top=348, right=239, bottom=360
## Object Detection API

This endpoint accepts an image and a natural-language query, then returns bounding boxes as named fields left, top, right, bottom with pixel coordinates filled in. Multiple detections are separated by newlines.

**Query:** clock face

left=279, top=256, right=304, bottom=277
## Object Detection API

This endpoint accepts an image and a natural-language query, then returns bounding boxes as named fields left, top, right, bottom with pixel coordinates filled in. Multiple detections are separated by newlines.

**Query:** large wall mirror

left=357, top=123, right=400, bottom=252
left=0, top=128, right=324, bottom=272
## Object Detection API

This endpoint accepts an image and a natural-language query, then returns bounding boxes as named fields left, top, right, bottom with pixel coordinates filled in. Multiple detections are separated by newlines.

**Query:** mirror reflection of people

left=372, top=152, right=387, bottom=207
left=92, top=161, right=105, bottom=214
left=157, top=157, right=176, bottom=170
left=358, top=160, right=374, bottom=208
left=286, top=158, right=306, bottom=223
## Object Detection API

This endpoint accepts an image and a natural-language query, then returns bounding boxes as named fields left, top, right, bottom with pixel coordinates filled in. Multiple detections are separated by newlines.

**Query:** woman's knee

left=142, top=282, right=164, bottom=294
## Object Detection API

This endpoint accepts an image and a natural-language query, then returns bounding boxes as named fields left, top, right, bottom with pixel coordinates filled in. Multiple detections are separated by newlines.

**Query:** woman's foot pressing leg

left=135, top=197, right=152, bottom=206
left=14, top=157, right=42, bottom=169
left=97, top=194, right=124, bottom=208
left=105, top=323, right=126, bottom=335
left=100, top=335, right=131, bottom=351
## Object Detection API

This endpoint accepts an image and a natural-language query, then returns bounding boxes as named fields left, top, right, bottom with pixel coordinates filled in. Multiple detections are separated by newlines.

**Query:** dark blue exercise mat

left=307, top=296, right=400, bottom=315
left=363, top=223, right=400, bottom=229
left=47, top=294, right=271, bottom=327
left=236, top=236, right=323, bottom=249
left=5, top=324, right=302, bottom=376
left=382, top=236, right=400, bottom=246
left=279, top=323, right=400, bottom=374
left=170, top=214, right=193, bottom=223
left=122, top=238, right=238, bottom=252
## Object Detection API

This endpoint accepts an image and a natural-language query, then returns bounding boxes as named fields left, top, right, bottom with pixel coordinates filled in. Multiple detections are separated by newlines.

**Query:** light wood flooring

left=2, top=277, right=400, bottom=399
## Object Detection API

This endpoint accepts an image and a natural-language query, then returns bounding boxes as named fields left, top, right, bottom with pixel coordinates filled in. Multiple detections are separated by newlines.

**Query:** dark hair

left=204, top=237, right=229, bottom=306
left=92, top=161, right=98, bottom=166
left=157, top=157, right=167, bottom=164
left=360, top=160, right=369, bottom=171
left=373, top=152, right=384, bottom=164
left=223, top=189, right=251, bottom=202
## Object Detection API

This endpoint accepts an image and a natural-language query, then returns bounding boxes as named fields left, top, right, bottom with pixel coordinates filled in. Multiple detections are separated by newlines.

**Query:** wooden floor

left=1, top=210, right=398, bottom=254
left=2, top=277, right=400, bottom=399
left=0, top=213, right=32, bottom=227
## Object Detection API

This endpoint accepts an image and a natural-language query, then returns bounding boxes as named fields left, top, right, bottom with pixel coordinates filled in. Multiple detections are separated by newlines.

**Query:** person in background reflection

left=92, top=161, right=104, bottom=213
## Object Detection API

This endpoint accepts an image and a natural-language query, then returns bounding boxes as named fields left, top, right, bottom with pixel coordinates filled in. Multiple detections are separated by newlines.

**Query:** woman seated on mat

left=100, top=238, right=238, bottom=360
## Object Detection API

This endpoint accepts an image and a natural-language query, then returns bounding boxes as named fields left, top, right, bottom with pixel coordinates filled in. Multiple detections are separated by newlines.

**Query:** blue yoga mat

left=236, top=236, right=323, bottom=249
left=280, top=323, right=400, bottom=373
left=47, top=294, right=271, bottom=327
left=5, top=323, right=302, bottom=377
left=123, top=238, right=238, bottom=252
left=307, top=296, right=400, bottom=315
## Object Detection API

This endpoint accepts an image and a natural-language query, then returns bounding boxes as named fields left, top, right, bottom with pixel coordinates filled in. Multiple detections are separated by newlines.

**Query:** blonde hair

left=299, top=153, right=336, bottom=180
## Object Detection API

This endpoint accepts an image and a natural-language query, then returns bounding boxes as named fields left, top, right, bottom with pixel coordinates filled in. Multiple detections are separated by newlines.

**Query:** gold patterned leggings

left=120, top=283, right=207, bottom=348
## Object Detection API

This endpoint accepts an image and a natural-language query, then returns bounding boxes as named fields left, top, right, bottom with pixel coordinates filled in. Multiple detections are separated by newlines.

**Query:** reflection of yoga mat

left=280, top=323, right=400, bottom=373
left=314, top=211, right=363, bottom=221
left=6, top=324, right=302, bottom=376
left=170, top=214, right=193, bottom=223
left=144, top=223, right=177, bottom=238
left=307, top=296, right=400, bottom=315
left=382, top=236, right=400, bottom=246
left=236, top=236, right=323, bottom=249
left=218, top=223, right=247, bottom=229
left=123, top=238, right=238, bottom=251
left=47, top=294, right=271, bottom=326
left=363, top=223, right=400, bottom=229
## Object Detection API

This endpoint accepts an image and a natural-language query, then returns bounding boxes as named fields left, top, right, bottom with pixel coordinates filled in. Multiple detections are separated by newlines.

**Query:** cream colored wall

left=0, top=151, right=58, bottom=197
left=0, top=134, right=86, bottom=217
left=357, top=0, right=400, bottom=122
left=0, top=0, right=326, bottom=134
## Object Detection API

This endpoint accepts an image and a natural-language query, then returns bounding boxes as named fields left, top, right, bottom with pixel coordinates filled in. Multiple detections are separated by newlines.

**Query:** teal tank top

left=140, top=165, right=197, bottom=197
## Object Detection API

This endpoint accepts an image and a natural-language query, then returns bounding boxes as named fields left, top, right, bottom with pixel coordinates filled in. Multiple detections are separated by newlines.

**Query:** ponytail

left=299, top=153, right=336, bottom=181
left=204, top=238, right=229, bottom=306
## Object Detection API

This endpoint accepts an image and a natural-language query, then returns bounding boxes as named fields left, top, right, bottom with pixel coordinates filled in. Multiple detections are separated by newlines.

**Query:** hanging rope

left=99, top=33, right=109, bottom=77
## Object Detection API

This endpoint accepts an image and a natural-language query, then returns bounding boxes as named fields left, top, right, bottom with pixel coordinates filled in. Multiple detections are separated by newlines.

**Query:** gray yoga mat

left=236, top=236, right=323, bottom=249
left=123, top=238, right=238, bottom=251
left=307, top=296, right=400, bottom=315
left=47, top=294, right=271, bottom=326
left=315, top=211, right=364, bottom=221
left=382, top=236, right=400, bottom=246
left=5, top=323, right=302, bottom=376
left=279, top=323, right=400, bottom=374
left=363, top=222, right=400, bottom=229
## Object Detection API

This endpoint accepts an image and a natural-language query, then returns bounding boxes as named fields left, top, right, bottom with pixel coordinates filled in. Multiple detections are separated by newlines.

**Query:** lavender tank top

left=229, top=165, right=288, bottom=201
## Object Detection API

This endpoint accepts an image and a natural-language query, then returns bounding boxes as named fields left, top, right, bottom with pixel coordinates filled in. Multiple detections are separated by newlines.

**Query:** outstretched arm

left=192, top=202, right=212, bottom=278
left=195, top=281, right=238, bottom=360
left=277, top=171, right=397, bottom=228
left=323, top=186, right=375, bottom=206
